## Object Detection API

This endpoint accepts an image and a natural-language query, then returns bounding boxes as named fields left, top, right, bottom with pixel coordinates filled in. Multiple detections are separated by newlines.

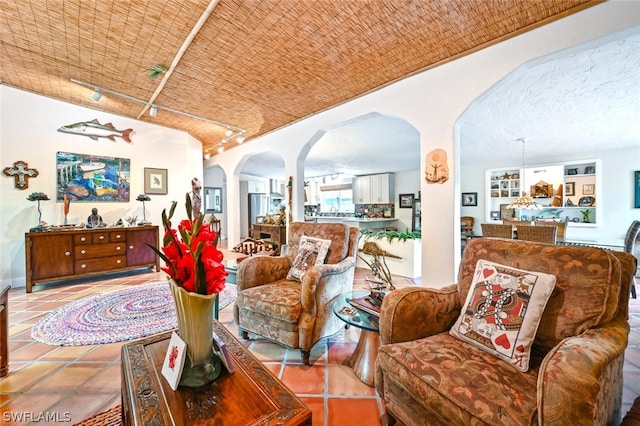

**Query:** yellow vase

left=169, top=281, right=222, bottom=387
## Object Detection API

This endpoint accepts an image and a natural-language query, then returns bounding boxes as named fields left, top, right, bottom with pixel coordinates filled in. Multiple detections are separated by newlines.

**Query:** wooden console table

left=121, top=322, right=311, bottom=425
left=25, top=226, right=159, bottom=292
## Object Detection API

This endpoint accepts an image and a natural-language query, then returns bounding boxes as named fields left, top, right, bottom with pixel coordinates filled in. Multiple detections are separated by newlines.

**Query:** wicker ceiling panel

left=0, top=0, right=596, bottom=156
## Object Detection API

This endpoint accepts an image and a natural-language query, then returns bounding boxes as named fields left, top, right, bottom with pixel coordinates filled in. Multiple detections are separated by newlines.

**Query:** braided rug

left=31, top=281, right=236, bottom=346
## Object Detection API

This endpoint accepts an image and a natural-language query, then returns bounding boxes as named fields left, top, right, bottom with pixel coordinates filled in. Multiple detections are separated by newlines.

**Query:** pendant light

left=507, top=138, right=543, bottom=210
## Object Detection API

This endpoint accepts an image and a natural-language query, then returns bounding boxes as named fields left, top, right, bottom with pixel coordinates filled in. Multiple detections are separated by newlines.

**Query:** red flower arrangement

left=152, top=194, right=227, bottom=295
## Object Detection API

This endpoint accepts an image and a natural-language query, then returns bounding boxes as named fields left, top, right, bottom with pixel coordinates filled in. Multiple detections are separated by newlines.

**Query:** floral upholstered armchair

left=234, top=221, right=360, bottom=365
left=375, top=238, right=636, bottom=426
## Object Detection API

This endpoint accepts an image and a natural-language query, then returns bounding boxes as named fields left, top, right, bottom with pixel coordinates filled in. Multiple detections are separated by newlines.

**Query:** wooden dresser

left=25, top=226, right=159, bottom=293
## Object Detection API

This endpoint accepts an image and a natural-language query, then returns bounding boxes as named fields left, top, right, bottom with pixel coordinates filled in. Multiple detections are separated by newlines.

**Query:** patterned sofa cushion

left=450, top=260, right=556, bottom=371
left=377, top=331, right=541, bottom=425
left=236, top=281, right=302, bottom=324
left=456, top=239, right=621, bottom=352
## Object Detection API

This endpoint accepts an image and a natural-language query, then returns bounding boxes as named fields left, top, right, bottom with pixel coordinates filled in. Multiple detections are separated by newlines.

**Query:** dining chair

left=624, top=220, right=640, bottom=298
left=517, top=224, right=557, bottom=244
left=480, top=223, right=514, bottom=239
left=535, top=221, right=567, bottom=242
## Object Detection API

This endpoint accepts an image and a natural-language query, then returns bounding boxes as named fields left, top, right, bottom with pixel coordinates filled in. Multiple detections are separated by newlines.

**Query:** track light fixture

left=71, top=79, right=246, bottom=156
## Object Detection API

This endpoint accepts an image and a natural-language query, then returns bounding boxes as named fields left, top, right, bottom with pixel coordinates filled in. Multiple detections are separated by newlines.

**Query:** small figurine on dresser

left=86, top=208, right=105, bottom=228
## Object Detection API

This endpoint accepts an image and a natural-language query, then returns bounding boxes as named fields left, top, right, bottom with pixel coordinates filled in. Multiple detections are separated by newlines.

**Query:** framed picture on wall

left=462, top=192, right=477, bottom=206
left=204, top=187, right=222, bottom=213
left=583, top=184, right=595, bottom=195
left=399, top=194, right=414, bottom=208
left=565, top=182, right=575, bottom=197
left=635, top=171, right=640, bottom=208
left=144, top=168, right=168, bottom=195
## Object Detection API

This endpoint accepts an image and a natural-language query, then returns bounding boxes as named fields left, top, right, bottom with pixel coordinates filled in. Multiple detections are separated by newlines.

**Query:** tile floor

left=1, top=253, right=639, bottom=425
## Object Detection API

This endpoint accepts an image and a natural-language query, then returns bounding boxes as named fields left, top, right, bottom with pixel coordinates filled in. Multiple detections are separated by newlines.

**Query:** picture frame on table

left=462, top=192, right=477, bottom=207
left=144, top=168, right=168, bottom=195
left=399, top=194, right=414, bottom=208
left=490, top=211, right=500, bottom=220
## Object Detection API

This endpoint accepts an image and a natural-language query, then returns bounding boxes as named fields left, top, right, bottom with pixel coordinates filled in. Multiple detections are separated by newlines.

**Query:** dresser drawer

left=92, top=231, right=111, bottom=244
left=110, top=231, right=126, bottom=242
left=74, top=233, right=93, bottom=245
left=75, top=256, right=126, bottom=273
left=75, top=243, right=126, bottom=259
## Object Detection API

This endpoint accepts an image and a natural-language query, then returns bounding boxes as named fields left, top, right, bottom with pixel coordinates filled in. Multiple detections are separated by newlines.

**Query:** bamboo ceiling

left=0, top=0, right=597, bottom=156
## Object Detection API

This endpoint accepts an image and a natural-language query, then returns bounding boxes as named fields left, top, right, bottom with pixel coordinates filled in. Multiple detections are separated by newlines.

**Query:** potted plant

left=580, top=209, right=592, bottom=223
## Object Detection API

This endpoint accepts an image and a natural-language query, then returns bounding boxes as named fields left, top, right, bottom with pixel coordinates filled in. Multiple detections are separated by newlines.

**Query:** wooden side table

left=121, top=321, right=311, bottom=425
left=0, top=283, right=10, bottom=377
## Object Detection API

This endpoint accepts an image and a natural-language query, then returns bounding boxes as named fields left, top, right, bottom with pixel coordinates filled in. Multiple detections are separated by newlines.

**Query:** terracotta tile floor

left=1, top=251, right=638, bottom=425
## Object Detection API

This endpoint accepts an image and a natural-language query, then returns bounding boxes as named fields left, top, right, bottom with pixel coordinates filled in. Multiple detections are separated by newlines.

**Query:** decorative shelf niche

left=485, top=160, right=600, bottom=226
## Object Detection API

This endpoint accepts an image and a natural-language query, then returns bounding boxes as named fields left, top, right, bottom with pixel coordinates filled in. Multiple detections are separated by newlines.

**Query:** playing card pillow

left=450, top=259, right=556, bottom=372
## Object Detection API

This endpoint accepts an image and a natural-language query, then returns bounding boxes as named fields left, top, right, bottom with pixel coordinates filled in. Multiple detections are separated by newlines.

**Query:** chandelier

left=507, top=138, right=543, bottom=210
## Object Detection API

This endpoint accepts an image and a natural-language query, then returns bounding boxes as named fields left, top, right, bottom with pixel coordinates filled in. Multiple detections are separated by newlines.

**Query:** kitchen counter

left=312, top=217, right=397, bottom=229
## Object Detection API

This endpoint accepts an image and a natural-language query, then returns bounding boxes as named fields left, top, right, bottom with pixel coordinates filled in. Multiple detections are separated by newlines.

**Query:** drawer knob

left=116, top=259, right=122, bottom=264
left=129, top=245, right=134, bottom=250
left=117, top=247, right=121, bottom=251
left=99, top=235, right=105, bottom=240
left=116, top=234, right=122, bottom=239
left=81, top=250, right=86, bottom=254
left=81, top=237, right=86, bottom=242
left=81, top=264, right=87, bottom=269
left=65, top=251, right=71, bottom=256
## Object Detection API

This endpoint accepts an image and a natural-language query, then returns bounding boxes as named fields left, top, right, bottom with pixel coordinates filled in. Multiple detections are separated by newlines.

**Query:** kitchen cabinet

left=246, top=180, right=267, bottom=193
left=353, top=173, right=394, bottom=204
left=25, top=226, right=159, bottom=292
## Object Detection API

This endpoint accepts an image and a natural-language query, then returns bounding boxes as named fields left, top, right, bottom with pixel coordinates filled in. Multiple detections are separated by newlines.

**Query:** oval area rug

left=31, top=281, right=237, bottom=346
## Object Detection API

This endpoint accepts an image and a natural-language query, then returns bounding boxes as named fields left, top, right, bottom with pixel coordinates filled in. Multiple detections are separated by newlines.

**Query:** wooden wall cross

left=2, top=160, right=39, bottom=190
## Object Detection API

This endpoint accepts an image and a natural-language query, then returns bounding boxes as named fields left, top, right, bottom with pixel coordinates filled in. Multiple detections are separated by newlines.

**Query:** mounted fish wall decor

left=56, top=151, right=130, bottom=202
left=57, top=119, right=133, bottom=143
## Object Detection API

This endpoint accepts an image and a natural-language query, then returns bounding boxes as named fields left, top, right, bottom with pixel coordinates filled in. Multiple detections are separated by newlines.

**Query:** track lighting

left=71, top=79, right=245, bottom=151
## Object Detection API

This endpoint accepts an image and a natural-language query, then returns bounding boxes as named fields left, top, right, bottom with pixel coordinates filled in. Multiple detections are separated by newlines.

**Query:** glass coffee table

left=333, top=290, right=380, bottom=387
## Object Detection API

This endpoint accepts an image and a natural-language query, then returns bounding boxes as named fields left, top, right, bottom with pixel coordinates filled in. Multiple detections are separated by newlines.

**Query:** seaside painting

left=56, top=151, right=130, bottom=202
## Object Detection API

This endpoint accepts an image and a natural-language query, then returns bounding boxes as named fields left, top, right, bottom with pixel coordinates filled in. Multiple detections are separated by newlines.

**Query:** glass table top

left=332, top=290, right=380, bottom=332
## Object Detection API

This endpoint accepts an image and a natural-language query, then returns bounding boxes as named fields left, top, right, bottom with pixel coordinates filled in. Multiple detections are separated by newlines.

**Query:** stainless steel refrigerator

left=248, top=193, right=269, bottom=233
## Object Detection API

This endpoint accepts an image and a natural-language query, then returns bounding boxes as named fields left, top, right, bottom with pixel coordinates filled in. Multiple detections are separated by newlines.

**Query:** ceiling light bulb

left=92, top=89, right=102, bottom=101
left=225, top=127, right=233, bottom=137
left=218, top=146, right=225, bottom=153
left=150, top=105, right=157, bottom=117
left=204, top=153, right=211, bottom=159
left=236, top=133, right=246, bottom=144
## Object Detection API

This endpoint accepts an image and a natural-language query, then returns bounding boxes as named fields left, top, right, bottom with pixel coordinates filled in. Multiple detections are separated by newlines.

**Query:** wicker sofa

left=375, top=238, right=637, bottom=425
